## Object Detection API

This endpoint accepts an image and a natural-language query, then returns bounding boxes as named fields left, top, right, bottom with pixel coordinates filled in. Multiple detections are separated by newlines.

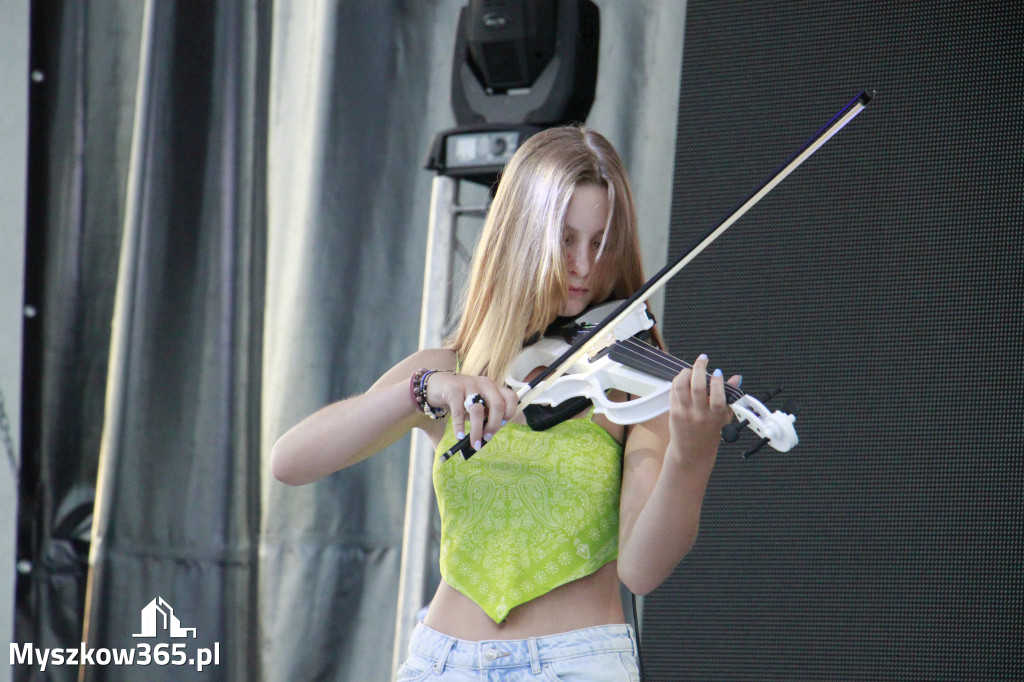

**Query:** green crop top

left=432, top=411, right=623, bottom=623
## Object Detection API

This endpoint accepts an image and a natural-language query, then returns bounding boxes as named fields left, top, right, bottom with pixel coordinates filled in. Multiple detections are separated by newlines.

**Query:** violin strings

left=618, top=338, right=745, bottom=400
left=611, top=337, right=745, bottom=401
left=615, top=340, right=745, bottom=403
left=612, top=338, right=684, bottom=377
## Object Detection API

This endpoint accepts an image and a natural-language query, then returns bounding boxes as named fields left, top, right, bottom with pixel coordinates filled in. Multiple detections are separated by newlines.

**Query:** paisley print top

left=433, top=412, right=622, bottom=623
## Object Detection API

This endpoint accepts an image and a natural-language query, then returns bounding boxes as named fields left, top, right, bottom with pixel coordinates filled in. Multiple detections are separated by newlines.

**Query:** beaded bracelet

left=409, top=368, right=452, bottom=420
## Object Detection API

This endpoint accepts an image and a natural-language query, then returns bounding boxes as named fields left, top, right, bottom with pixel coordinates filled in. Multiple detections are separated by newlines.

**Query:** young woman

left=271, top=127, right=740, bottom=681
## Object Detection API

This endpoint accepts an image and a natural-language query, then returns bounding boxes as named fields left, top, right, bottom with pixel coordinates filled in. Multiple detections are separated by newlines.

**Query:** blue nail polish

left=713, top=368, right=723, bottom=377
left=699, top=353, right=708, bottom=361
left=484, top=433, right=493, bottom=442
left=738, top=375, right=743, bottom=388
left=457, top=431, right=465, bottom=440
left=501, top=420, right=508, bottom=426
left=474, top=440, right=482, bottom=450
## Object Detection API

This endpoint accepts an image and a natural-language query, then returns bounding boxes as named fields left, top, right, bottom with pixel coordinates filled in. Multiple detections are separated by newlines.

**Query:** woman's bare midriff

left=421, top=561, right=626, bottom=641
left=422, top=381, right=630, bottom=641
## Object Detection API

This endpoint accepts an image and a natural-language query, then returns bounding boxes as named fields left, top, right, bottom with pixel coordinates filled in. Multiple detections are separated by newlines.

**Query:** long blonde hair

left=446, top=127, right=647, bottom=382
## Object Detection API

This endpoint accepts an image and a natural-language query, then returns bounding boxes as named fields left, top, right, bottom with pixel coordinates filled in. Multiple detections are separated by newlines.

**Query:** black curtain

left=17, top=3, right=144, bottom=680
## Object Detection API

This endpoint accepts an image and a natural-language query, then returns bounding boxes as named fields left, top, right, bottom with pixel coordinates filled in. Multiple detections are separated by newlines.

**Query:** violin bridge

left=586, top=331, right=617, bottom=360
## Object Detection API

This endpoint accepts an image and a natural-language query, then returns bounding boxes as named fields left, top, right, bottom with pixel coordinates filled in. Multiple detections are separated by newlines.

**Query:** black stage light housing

left=464, top=0, right=557, bottom=92
left=452, top=0, right=599, bottom=126
left=426, top=0, right=599, bottom=186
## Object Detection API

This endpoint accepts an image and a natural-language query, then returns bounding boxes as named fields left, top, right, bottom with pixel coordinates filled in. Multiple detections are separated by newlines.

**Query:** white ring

left=463, top=393, right=485, bottom=410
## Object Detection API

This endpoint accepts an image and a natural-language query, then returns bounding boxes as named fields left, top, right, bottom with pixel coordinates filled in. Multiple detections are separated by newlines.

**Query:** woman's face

left=559, top=183, right=610, bottom=317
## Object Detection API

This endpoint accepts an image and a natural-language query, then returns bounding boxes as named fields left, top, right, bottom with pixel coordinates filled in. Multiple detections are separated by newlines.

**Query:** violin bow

left=443, top=90, right=875, bottom=462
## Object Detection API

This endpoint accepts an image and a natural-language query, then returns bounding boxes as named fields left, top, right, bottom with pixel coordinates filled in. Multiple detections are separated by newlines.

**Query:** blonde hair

left=446, top=127, right=647, bottom=382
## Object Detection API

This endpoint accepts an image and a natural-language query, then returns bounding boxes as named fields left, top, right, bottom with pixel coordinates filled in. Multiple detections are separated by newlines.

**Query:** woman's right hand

left=424, top=371, right=519, bottom=450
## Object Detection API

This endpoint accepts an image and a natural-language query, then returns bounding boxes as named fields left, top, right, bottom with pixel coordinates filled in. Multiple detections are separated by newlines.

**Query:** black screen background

left=645, top=2, right=1023, bottom=679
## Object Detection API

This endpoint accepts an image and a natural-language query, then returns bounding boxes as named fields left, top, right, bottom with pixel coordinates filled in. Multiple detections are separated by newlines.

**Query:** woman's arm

left=270, top=347, right=519, bottom=486
left=616, top=354, right=739, bottom=595
left=270, top=348, right=455, bottom=486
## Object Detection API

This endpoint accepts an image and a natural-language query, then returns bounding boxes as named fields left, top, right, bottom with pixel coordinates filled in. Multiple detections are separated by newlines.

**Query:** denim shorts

left=396, top=622, right=641, bottom=681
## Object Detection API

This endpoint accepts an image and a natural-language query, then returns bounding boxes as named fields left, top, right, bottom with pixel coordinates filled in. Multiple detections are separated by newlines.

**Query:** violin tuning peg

left=721, top=420, right=745, bottom=443
left=782, top=398, right=799, bottom=416
left=742, top=436, right=771, bottom=459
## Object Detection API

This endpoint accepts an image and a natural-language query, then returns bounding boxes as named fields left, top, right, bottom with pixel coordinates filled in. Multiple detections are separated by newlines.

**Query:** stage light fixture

left=426, top=0, right=599, bottom=185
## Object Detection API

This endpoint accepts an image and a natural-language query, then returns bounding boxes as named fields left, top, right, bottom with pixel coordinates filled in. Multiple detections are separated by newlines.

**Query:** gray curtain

left=259, top=3, right=454, bottom=680
left=82, top=1, right=268, bottom=680
left=19, top=1, right=686, bottom=680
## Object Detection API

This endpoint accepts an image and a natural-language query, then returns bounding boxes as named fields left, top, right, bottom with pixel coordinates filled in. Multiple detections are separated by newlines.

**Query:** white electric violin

left=504, top=300, right=799, bottom=458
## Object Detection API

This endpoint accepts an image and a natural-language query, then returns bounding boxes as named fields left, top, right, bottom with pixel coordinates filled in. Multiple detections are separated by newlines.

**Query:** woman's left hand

left=667, top=354, right=741, bottom=468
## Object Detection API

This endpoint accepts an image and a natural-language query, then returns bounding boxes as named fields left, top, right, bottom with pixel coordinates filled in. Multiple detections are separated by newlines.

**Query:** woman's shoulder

left=408, top=347, right=457, bottom=371
left=369, top=348, right=457, bottom=392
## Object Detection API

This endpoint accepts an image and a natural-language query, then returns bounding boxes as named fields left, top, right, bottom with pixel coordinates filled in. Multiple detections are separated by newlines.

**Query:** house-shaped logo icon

left=133, top=597, right=197, bottom=638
